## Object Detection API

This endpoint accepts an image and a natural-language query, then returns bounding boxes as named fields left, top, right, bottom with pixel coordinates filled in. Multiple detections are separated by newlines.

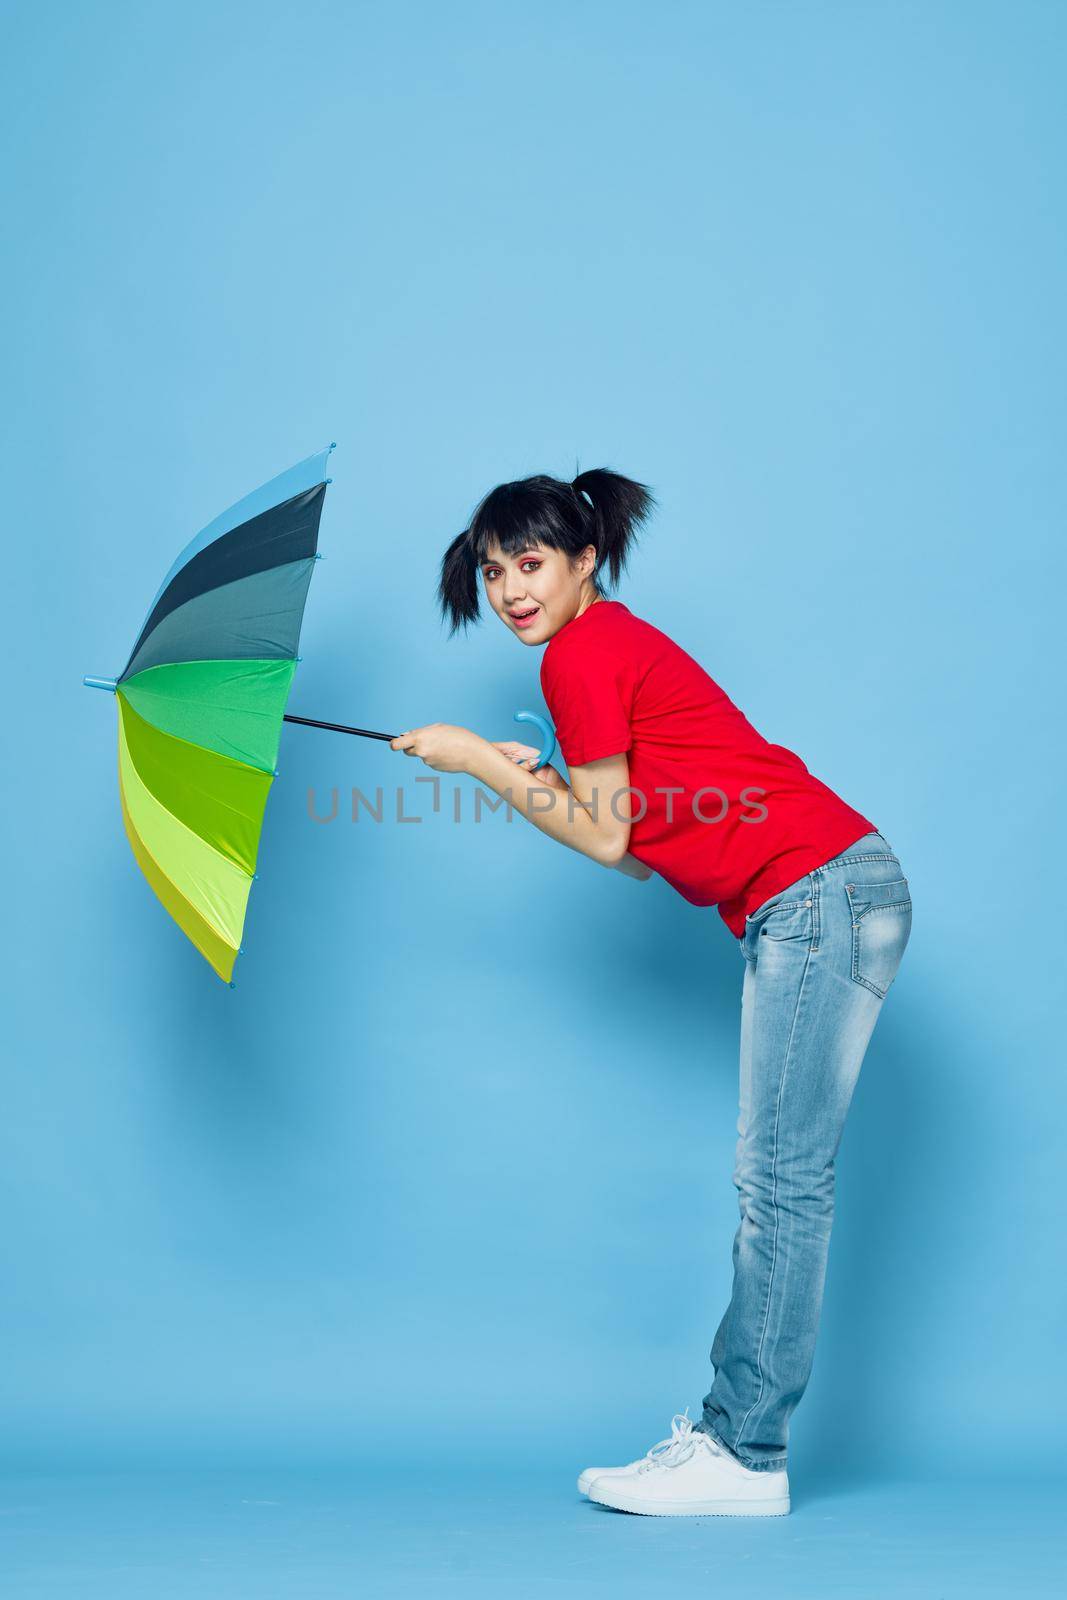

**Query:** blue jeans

left=694, top=831, right=912, bottom=1470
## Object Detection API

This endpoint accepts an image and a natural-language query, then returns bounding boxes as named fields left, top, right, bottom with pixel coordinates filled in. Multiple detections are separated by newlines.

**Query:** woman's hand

left=389, top=723, right=484, bottom=774
left=490, top=741, right=568, bottom=789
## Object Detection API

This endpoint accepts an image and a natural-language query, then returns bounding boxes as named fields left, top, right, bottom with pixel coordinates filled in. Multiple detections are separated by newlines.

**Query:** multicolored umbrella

left=83, top=446, right=339, bottom=986
left=84, top=446, right=556, bottom=986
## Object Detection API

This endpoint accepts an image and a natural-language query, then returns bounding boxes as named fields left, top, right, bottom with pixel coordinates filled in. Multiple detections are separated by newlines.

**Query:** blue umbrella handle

left=512, top=710, right=557, bottom=772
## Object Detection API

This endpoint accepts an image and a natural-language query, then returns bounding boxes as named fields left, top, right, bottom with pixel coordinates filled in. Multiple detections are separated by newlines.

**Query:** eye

left=483, top=560, right=540, bottom=580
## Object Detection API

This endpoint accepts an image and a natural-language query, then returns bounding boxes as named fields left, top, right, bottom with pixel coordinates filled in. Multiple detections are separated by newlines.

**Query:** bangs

left=469, top=478, right=584, bottom=566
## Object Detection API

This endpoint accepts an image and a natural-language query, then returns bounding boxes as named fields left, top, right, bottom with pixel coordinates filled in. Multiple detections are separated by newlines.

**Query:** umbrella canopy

left=84, top=446, right=335, bottom=985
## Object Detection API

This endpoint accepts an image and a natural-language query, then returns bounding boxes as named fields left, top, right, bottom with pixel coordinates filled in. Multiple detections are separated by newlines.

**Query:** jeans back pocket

left=845, top=876, right=912, bottom=998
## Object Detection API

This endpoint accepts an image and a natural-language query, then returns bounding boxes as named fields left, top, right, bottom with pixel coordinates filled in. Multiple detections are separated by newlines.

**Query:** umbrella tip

left=83, top=676, right=118, bottom=692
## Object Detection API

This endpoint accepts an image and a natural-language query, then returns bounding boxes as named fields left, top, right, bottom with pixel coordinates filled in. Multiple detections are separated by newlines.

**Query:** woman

left=390, top=468, right=913, bottom=1517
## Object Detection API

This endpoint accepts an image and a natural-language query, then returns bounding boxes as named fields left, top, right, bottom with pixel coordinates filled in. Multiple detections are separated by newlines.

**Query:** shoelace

left=637, top=1410, right=722, bottom=1473
left=638, top=1408, right=693, bottom=1469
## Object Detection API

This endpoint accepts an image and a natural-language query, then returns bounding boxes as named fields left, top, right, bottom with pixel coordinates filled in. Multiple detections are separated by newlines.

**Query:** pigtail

left=437, top=525, right=479, bottom=636
left=571, top=467, right=656, bottom=591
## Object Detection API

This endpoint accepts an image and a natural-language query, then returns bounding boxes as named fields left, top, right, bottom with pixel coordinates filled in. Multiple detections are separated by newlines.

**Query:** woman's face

left=480, top=540, right=598, bottom=644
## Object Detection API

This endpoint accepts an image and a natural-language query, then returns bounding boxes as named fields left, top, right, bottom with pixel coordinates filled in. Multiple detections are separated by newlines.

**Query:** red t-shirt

left=538, top=600, right=878, bottom=938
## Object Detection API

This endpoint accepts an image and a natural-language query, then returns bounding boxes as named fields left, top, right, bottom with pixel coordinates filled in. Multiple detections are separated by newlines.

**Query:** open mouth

left=510, top=607, right=540, bottom=623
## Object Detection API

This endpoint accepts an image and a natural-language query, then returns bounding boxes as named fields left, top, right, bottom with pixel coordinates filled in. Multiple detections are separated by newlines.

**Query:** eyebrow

left=480, top=548, right=541, bottom=567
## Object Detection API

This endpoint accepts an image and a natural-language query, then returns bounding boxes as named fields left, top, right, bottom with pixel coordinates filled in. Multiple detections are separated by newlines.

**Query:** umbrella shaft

left=283, top=713, right=397, bottom=741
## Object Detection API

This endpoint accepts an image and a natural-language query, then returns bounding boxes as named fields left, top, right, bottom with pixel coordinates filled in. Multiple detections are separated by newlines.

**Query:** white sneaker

left=586, top=1413, right=790, bottom=1517
left=576, top=1408, right=695, bottom=1496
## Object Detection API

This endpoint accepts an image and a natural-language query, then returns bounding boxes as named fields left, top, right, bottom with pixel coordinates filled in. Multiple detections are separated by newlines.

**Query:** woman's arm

left=390, top=724, right=640, bottom=868
left=467, top=741, right=635, bottom=866
left=489, top=741, right=650, bottom=879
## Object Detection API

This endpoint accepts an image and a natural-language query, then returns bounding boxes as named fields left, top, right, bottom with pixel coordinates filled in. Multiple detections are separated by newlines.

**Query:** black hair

left=437, top=466, right=656, bottom=635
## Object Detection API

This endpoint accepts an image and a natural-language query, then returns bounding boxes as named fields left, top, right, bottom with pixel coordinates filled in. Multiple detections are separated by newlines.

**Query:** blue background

left=3, top=1, right=1064, bottom=1593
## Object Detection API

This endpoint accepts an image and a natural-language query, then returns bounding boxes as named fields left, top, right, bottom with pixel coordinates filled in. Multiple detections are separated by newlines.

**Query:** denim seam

left=811, top=876, right=820, bottom=950
left=730, top=935, right=814, bottom=1460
